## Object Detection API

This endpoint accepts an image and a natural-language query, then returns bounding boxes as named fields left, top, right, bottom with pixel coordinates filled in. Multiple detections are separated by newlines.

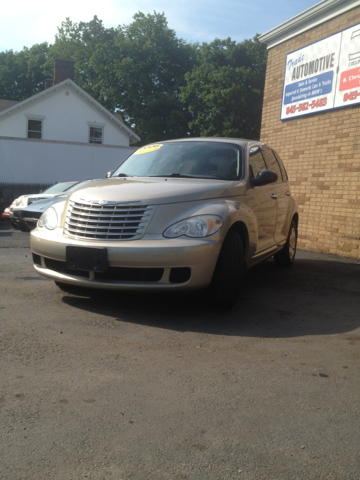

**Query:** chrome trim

left=77, top=198, right=141, bottom=206
left=65, top=200, right=155, bottom=240
left=66, top=218, right=149, bottom=225
left=69, top=205, right=148, bottom=213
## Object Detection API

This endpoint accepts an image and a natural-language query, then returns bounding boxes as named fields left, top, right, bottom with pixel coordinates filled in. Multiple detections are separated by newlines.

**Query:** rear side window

left=249, top=147, right=267, bottom=178
left=261, top=147, right=283, bottom=183
left=273, top=150, right=288, bottom=181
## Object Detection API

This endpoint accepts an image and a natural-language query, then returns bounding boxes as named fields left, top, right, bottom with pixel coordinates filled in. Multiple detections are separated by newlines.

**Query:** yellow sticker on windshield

left=134, top=144, right=163, bottom=155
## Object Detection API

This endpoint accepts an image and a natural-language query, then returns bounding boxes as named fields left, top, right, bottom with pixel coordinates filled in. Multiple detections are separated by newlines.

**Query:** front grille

left=95, top=267, right=164, bottom=282
left=65, top=200, right=155, bottom=240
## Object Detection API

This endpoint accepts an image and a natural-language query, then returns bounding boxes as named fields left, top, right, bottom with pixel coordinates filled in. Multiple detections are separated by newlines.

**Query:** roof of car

left=160, top=137, right=264, bottom=147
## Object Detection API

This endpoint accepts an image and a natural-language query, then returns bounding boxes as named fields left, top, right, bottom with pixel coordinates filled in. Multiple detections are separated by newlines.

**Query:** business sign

left=281, top=23, right=360, bottom=120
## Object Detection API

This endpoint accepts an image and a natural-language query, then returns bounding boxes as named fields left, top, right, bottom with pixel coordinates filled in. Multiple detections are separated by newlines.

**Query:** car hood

left=27, top=193, right=64, bottom=203
left=23, top=194, right=69, bottom=213
left=70, top=177, right=246, bottom=205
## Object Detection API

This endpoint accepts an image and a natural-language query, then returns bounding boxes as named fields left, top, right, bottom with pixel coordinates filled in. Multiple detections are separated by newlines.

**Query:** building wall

left=261, top=6, right=360, bottom=259
left=0, top=137, right=136, bottom=184
left=0, top=82, right=130, bottom=147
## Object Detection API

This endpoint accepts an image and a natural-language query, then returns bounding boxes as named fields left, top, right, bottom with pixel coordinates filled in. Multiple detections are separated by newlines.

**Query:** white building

left=0, top=60, right=140, bottom=184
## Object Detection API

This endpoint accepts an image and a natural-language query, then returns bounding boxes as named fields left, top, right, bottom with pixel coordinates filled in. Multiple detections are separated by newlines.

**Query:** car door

left=247, top=146, right=278, bottom=254
left=262, top=147, right=290, bottom=245
left=273, top=149, right=294, bottom=242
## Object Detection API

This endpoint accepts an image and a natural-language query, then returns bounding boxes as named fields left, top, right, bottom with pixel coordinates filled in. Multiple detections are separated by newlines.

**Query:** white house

left=0, top=60, right=140, bottom=184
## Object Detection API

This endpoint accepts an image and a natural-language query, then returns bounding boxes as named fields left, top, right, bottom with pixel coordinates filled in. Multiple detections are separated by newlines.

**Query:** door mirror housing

left=250, top=169, right=278, bottom=187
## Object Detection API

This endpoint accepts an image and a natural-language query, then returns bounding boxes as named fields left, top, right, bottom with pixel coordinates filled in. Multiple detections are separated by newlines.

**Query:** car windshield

left=43, top=182, right=78, bottom=194
left=112, top=142, right=243, bottom=180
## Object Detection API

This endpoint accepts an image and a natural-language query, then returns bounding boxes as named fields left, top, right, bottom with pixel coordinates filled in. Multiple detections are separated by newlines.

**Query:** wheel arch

left=228, top=221, right=249, bottom=266
left=292, top=212, right=299, bottom=228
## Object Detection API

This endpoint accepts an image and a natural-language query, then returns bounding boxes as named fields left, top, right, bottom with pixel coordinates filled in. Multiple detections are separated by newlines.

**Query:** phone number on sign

left=343, top=90, right=360, bottom=101
left=286, top=98, right=327, bottom=115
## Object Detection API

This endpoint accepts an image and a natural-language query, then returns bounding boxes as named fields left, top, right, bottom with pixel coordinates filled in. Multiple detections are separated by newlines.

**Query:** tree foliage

left=180, top=36, right=267, bottom=140
left=0, top=14, right=267, bottom=144
left=46, top=13, right=196, bottom=143
left=46, top=16, right=118, bottom=111
left=0, top=43, right=52, bottom=100
left=109, top=12, right=196, bottom=142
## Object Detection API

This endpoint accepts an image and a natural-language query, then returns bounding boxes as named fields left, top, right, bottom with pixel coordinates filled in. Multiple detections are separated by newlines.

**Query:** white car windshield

left=43, top=182, right=79, bottom=194
left=112, top=142, right=243, bottom=180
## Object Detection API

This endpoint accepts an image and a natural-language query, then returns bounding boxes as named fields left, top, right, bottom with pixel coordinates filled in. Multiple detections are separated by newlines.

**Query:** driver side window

left=249, top=147, right=266, bottom=178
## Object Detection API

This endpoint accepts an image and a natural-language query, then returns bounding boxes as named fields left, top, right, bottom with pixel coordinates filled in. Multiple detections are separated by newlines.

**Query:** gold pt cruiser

left=31, top=138, right=299, bottom=307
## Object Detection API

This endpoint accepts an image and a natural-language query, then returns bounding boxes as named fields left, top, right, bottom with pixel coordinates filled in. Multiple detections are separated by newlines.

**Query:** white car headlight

left=164, top=215, right=223, bottom=238
left=38, top=207, right=58, bottom=230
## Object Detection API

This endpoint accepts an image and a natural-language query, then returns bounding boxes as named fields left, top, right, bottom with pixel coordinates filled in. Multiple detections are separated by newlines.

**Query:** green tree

left=108, top=12, right=196, bottom=143
left=48, top=13, right=196, bottom=144
left=0, top=43, right=51, bottom=100
left=47, top=16, right=117, bottom=111
left=180, top=36, right=267, bottom=140
left=0, top=15, right=267, bottom=143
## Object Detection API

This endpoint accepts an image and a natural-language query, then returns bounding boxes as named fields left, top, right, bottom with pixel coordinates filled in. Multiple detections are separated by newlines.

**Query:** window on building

left=27, top=119, right=42, bottom=139
left=89, top=126, right=103, bottom=144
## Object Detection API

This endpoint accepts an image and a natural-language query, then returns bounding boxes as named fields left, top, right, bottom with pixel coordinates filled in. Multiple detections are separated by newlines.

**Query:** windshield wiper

left=149, top=173, right=196, bottom=178
left=116, top=173, right=136, bottom=177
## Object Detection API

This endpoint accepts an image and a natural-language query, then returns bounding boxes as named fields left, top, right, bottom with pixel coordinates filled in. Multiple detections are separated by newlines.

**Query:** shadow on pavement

left=61, top=253, right=360, bottom=338
left=0, top=222, right=14, bottom=236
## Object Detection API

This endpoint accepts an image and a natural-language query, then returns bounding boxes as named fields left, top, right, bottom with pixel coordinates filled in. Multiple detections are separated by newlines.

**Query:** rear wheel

left=209, top=231, right=245, bottom=308
left=274, top=219, right=297, bottom=267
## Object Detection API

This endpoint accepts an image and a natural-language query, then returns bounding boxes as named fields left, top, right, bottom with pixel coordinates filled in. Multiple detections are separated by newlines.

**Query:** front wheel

left=274, top=219, right=297, bottom=267
left=208, top=231, right=245, bottom=308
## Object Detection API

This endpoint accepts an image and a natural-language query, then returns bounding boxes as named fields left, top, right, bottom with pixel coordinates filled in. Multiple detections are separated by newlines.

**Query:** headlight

left=164, top=215, right=223, bottom=238
left=38, top=207, right=58, bottom=230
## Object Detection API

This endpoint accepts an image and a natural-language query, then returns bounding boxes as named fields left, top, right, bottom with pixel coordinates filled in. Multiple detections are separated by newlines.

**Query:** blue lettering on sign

left=284, top=71, right=334, bottom=105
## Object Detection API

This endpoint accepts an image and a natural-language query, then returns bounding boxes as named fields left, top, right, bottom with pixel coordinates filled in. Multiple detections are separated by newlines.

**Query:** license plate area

left=66, top=246, right=108, bottom=273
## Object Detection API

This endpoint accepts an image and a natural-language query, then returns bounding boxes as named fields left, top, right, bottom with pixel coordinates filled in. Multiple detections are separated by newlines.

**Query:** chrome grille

left=65, top=200, right=155, bottom=240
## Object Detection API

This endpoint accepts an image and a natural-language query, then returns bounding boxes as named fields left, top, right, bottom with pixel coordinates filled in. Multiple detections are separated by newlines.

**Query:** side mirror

left=106, top=171, right=114, bottom=178
left=250, top=169, right=278, bottom=187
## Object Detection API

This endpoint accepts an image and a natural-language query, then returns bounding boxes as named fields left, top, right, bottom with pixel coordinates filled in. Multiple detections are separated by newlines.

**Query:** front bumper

left=31, top=227, right=222, bottom=291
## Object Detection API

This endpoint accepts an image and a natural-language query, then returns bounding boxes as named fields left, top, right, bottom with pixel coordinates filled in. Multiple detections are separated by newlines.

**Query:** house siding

left=0, top=83, right=130, bottom=147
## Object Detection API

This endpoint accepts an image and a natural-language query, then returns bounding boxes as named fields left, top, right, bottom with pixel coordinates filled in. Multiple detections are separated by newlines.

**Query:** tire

left=19, top=224, right=30, bottom=232
left=209, top=231, right=245, bottom=308
left=274, top=219, right=297, bottom=267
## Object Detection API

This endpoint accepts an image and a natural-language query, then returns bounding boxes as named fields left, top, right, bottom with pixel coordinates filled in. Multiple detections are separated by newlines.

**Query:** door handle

left=271, top=194, right=277, bottom=200
left=286, top=191, right=291, bottom=196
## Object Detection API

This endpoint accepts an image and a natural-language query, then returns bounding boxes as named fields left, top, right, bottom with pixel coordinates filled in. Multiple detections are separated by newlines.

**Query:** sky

left=1, top=0, right=321, bottom=52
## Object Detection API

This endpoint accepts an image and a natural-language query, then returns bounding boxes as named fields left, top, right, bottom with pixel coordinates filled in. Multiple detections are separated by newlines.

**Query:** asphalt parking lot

left=1, top=221, right=359, bottom=480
